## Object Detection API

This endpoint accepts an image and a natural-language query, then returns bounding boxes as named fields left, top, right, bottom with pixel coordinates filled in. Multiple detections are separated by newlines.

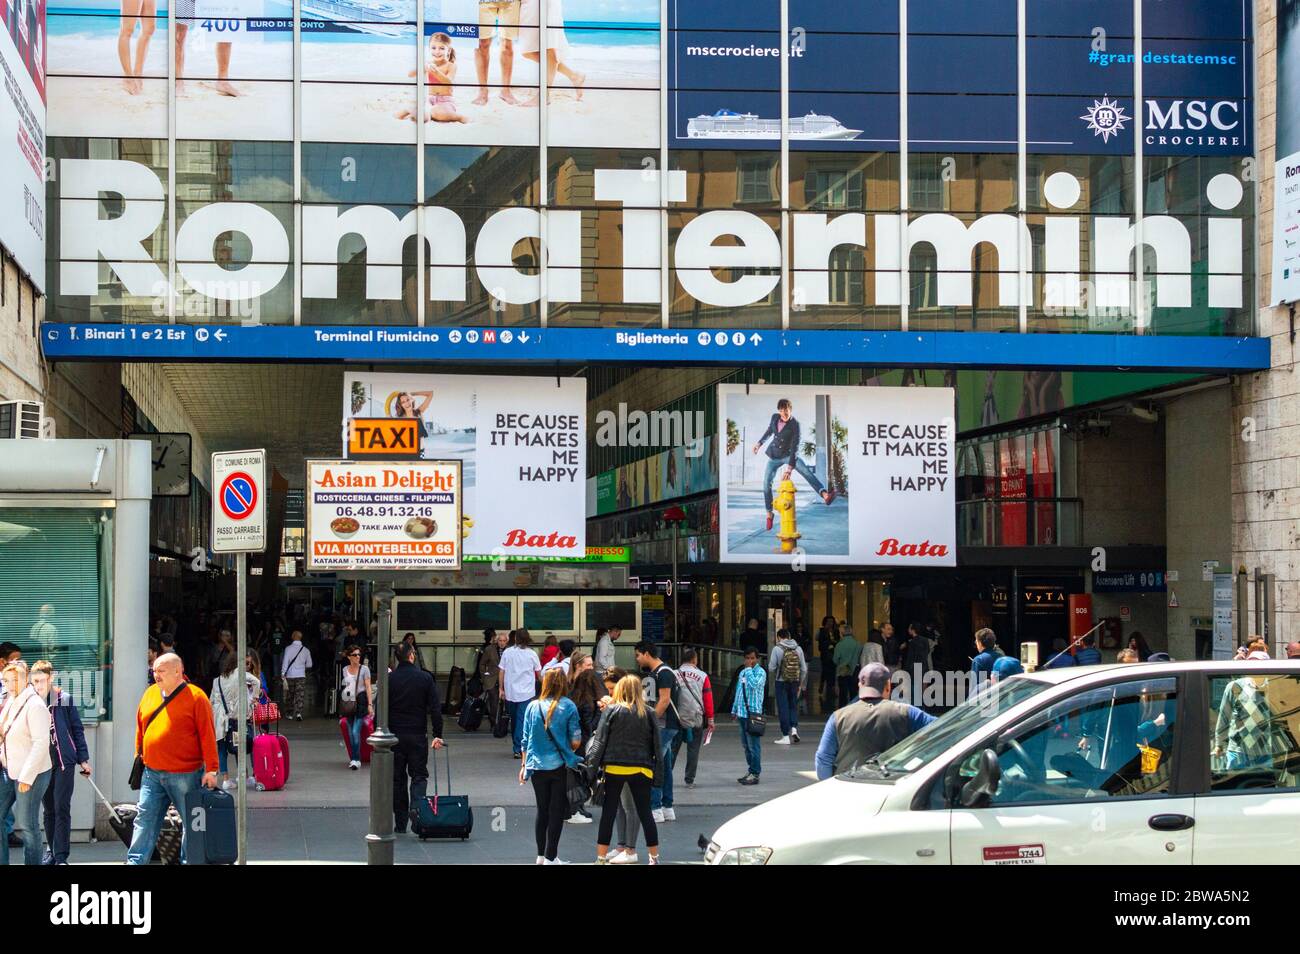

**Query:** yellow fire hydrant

left=773, top=478, right=801, bottom=553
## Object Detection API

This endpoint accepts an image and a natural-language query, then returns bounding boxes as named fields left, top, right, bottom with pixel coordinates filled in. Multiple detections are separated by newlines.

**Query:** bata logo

left=55, top=161, right=1244, bottom=313
left=503, top=530, right=579, bottom=548
left=876, top=538, right=949, bottom=558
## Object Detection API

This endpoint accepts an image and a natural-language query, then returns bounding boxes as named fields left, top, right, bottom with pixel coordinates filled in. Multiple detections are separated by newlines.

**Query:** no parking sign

left=212, top=449, right=267, bottom=553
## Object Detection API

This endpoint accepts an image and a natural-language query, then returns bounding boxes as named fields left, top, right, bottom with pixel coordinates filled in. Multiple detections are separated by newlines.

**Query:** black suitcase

left=491, top=700, right=511, bottom=738
left=183, top=787, right=237, bottom=865
left=443, top=666, right=466, bottom=714
left=457, top=695, right=485, bottom=731
left=88, top=776, right=182, bottom=865
left=410, top=747, right=472, bottom=840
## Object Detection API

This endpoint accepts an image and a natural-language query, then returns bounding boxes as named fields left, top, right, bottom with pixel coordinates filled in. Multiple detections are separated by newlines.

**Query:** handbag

left=340, top=665, right=362, bottom=717
left=129, top=682, right=187, bottom=790
left=252, top=701, right=280, bottom=724
left=543, top=712, right=591, bottom=815
left=740, top=677, right=767, bottom=737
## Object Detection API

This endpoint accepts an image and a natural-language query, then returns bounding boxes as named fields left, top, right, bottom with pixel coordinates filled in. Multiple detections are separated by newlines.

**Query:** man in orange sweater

left=127, top=653, right=219, bottom=865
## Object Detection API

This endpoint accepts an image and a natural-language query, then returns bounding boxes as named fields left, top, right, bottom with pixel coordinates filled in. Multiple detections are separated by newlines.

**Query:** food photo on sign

left=718, top=384, right=956, bottom=567
left=343, top=371, right=586, bottom=558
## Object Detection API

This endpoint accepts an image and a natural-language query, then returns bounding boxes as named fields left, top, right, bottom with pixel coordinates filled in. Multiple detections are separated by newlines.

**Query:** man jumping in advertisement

left=751, top=398, right=834, bottom=532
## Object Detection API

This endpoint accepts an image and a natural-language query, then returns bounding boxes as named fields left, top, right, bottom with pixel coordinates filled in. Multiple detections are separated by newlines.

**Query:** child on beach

left=396, top=32, right=467, bottom=124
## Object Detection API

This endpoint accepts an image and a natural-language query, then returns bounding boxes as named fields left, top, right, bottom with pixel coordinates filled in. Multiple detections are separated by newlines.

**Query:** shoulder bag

left=543, top=706, right=591, bottom=815
left=739, top=674, right=767, bottom=737
left=340, top=666, right=361, bottom=717
left=130, top=683, right=188, bottom=789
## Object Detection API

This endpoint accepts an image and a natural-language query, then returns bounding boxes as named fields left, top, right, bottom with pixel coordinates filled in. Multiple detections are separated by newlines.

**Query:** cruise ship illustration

left=687, top=109, right=863, bottom=140
left=301, top=0, right=409, bottom=36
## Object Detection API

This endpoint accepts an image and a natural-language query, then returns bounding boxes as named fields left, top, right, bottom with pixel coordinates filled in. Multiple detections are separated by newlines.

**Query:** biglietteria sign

left=59, top=162, right=1247, bottom=312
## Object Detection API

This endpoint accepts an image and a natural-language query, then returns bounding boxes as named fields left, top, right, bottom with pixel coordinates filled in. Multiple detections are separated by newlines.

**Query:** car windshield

left=860, top=679, right=1052, bottom=777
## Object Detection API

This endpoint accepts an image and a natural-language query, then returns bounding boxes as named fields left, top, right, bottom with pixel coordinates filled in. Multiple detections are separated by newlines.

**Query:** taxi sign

left=212, top=449, right=266, bottom=552
left=347, top=418, right=422, bottom=458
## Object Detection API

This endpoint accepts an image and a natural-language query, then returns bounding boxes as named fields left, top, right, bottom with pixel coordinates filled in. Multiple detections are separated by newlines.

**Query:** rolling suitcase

left=340, top=713, right=374, bottom=763
left=255, top=713, right=290, bottom=785
left=88, top=776, right=182, bottom=865
left=183, top=787, right=237, bottom=865
left=457, top=695, right=485, bottom=732
left=410, top=746, right=472, bottom=840
left=443, top=666, right=466, bottom=714
left=491, top=701, right=510, bottom=739
left=253, top=732, right=287, bottom=791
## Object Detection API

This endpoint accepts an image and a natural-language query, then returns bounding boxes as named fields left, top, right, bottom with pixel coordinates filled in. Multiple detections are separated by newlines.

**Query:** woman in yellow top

left=585, top=673, right=662, bottom=865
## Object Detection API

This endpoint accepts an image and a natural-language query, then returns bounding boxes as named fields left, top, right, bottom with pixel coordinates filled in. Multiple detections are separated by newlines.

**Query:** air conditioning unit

left=0, top=400, right=44, bottom=439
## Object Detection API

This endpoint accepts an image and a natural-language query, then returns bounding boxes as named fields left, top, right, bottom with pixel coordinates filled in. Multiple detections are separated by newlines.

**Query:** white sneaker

left=791, top=729, right=801, bottom=743
left=544, top=858, right=571, bottom=865
left=648, top=854, right=661, bottom=865
left=221, top=780, right=237, bottom=792
left=652, top=808, right=665, bottom=823
left=662, top=807, right=676, bottom=822
left=774, top=735, right=792, bottom=745
left=536, top=855, right=546, bottom=865
left=566, top=812, right=593, bottom=824
left=349, top=760, right=360, bottom=770
left=609, top=850, right=638, bottom=865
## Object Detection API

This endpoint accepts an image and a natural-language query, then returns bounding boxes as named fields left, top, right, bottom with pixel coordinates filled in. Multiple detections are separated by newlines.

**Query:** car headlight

left=715, top=846, right=773, bottom=865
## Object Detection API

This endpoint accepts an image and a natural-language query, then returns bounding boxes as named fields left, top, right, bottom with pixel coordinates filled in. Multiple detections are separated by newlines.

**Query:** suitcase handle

left=85, top=775, right=128, bottom=823
left=431, top=741, right=451, bottom=796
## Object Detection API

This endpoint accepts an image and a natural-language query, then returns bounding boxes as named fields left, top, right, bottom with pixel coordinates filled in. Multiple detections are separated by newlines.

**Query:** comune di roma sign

left=58, top=161, right=1246, bottom=313
left=306, top=460, right=462, bottom=572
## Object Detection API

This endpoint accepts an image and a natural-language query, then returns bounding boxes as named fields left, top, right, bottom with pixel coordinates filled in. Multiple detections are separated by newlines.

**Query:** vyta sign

left=59, top=160, right=1245, bottom=312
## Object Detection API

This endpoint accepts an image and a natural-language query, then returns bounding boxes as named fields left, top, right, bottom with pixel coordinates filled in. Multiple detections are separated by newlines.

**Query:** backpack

left=675, top=669, right=705, bottom=729
left=779, top=645, right=802, bottom=683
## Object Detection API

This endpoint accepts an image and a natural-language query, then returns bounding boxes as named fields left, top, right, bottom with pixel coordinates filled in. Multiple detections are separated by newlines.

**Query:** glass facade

left=42, top=0, right=1254, bottom=336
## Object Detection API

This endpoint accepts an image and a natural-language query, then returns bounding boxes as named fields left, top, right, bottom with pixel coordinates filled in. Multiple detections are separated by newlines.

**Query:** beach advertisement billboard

left=343, top=371, right=586, bottom=558
left=46, top=0, right=658, bottom=146
left=1, top=0, right=46, bottom=291
left=718, top=383, right=955, bottom=567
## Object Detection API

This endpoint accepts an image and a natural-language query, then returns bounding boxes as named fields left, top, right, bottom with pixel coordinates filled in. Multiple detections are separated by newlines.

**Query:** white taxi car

left=707, top=661, right=1300, bottom=864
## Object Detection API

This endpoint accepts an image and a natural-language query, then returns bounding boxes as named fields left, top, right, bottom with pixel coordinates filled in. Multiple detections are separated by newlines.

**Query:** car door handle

left=1148, top=813, right=1195, bottom=832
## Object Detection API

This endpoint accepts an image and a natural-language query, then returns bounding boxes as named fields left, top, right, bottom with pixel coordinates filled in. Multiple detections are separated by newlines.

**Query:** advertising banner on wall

left=667, top=0, right=1251, bottom=155
left=1, top=0, right=46, bottom=290
left=343, top=371, right=585, bottom=558
left=718, top=384, right=955, bottom=566
left=305, top=459, right=462, bottom=571
left=1275, top=2, right=1300, bottom=305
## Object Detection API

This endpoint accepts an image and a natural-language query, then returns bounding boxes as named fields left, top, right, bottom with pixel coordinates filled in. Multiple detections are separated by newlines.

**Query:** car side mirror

left=959, top=748, right=1001, bottom=808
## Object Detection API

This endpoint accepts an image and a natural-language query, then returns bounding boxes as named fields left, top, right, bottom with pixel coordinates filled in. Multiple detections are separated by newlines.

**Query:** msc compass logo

left=1080, top=96, right=1129, bottom=143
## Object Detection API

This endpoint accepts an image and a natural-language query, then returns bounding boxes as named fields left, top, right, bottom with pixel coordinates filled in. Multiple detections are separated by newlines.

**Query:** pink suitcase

left=340, top=714, right=373, bottom=763
left=253, top=732, right=287, bottom=791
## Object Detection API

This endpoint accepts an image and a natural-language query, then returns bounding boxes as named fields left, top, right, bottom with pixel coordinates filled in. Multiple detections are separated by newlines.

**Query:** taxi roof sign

left=347, top=418, right=422, bottom=458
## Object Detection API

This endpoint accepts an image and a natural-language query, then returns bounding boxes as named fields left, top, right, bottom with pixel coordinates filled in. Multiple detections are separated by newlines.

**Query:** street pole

left=366, top=582, right=397, bottom=864
left=671, top=521, right=679, bottom=644
left=235, top=551, right=247, bottom=866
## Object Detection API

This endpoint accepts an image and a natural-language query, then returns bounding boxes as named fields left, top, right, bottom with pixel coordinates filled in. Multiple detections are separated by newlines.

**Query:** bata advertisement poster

left=306, top=459, right=461, bottom=571
left=1, top=0, right=46, bottom=290
left=718, top=384, right=955, bottom=567
left=343, top=371, right=585, bottom=558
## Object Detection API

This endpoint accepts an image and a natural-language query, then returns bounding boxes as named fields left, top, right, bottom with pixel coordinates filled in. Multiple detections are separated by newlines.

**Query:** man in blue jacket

left=1075, top=632, right=1103, bottom=666
left=970, top=628, right=1004, bottom=686
left=30, top=661, right=90, bottom=865
left=751, top=398, right=835, bottom=532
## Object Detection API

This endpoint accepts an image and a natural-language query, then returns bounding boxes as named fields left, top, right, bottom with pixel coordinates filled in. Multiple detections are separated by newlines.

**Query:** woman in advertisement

left=518, top=0, right=585, bottom=101
left=389, top=389, right=434, bottom=441
left=117, top=0, right=156, bottom=94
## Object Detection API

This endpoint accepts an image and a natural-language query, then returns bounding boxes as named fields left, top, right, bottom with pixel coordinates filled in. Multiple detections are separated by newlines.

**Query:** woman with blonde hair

left=586, top=673, right=661, bottom=865
left=0, top=660, right=52, bottom=865
left=520, top=667, right=583, bottom=864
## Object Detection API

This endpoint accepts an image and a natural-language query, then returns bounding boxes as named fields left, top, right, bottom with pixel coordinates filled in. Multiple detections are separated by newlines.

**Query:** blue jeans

left=763, top=456, right=827, bottom=512
left=507, top=698, right=532, bottom=755
left=0, top=766, right=51, bottom=865
left=127, top=767, right=203, bottom=865
left=217, top=729, right=254, bottom=775
left=345, top=714, right=364, bottom=761
left=739, top=720, right=762, bottom=777
left=775, top=681, right=801, bottom=736
left=651, top=727, right=680, bottom=810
